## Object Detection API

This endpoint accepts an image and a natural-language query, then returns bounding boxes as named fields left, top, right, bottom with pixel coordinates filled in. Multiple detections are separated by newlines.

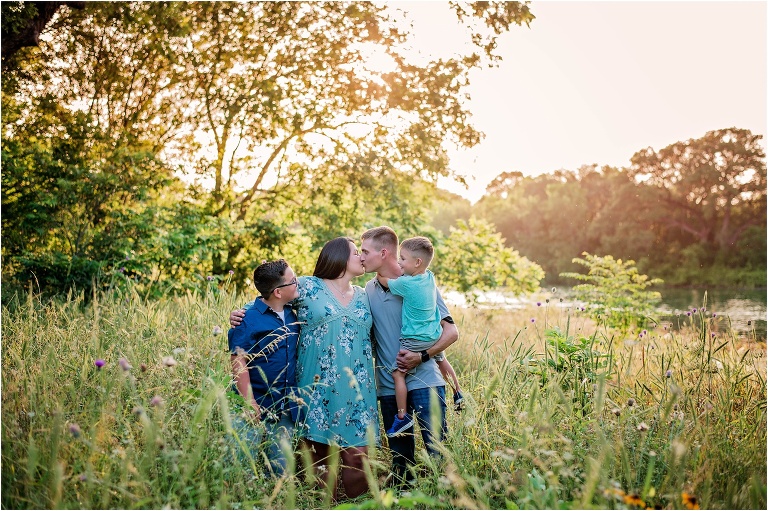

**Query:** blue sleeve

left=387, top=275, right=411, bottom=297
left=228, top=315, right=252, bottom=354
left=242, top=299, right=256, bottom=310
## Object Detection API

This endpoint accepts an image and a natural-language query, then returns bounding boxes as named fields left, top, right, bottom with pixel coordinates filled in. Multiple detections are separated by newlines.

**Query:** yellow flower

left=623, top=493, right=645, bottom=508
left=682, top=492, right=700, bottom=509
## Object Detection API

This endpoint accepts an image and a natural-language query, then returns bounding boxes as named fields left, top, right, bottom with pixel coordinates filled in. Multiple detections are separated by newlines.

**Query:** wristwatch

left=420, top=350, right=430, bottom=363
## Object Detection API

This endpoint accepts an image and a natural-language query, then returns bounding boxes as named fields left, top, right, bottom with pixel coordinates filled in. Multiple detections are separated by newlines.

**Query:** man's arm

left=396, top=319, right=459, bottom=371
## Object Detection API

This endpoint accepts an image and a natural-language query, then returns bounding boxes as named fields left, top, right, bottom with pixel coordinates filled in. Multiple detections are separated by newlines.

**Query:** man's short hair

left=400, top=236, right=434, bottom=266
left=361, top=226, right=398, bottom=251
left=252, top=259, right=289, bottom=297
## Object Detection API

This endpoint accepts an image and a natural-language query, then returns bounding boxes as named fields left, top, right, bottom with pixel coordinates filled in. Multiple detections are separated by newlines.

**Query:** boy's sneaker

left=453, top=391, right=465, bottom=412
left=386, top=413, right=414, bottom=437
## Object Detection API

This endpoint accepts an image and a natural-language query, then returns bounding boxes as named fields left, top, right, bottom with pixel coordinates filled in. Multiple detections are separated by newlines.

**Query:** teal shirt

left=246, top=276, right=378, bottom=447
left=387, top=270, right=442, bottom=342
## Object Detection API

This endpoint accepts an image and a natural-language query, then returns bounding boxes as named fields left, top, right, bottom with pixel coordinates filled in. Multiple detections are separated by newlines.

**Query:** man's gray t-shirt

left=365, top=277, right=451, bottom=397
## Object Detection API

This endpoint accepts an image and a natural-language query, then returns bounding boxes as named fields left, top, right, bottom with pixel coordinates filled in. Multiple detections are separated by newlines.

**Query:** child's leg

left=436, top=357, right=461, bottom=394
left=393, top=369, right=408, bottom=419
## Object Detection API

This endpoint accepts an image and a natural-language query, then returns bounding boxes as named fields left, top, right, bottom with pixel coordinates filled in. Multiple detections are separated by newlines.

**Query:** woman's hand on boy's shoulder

left=229, top=308, right=246, bottom=327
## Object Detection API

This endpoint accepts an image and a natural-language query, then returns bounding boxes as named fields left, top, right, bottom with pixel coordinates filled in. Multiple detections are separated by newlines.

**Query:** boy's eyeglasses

left=271, top=278, right=298, bottom=294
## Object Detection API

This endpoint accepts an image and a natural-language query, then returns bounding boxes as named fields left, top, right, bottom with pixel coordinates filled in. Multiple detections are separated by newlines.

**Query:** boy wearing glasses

left=228, top=258, right=303, bottom=476
left=376, top=237, right=464, bottom=437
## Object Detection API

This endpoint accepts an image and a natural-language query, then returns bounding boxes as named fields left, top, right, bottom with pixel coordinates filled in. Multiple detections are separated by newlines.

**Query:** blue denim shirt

left=228, top=298, right=303, bottom=421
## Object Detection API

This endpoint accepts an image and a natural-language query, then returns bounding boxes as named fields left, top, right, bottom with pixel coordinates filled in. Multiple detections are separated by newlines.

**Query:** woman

left=295, top=237, right=378, bottom=499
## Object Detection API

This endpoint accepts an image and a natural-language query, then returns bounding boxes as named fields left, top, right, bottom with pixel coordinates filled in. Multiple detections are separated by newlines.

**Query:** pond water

left=444, top=286, right=767, bottom=341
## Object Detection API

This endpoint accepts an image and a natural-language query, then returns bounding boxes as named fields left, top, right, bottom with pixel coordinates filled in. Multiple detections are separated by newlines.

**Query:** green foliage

left=1, top=286, right=765, bottom=509
left=560, top=253, right=663, bottom=331
left=433, top=217, right=544, bottom=303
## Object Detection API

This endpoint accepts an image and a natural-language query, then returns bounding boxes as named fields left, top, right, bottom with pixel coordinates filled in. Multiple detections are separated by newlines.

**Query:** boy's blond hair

left=400, top=236, right=434, bottom=266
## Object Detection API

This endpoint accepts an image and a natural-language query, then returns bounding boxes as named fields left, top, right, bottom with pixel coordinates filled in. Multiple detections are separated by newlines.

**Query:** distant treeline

left=431, top=128, right=766, bottom=288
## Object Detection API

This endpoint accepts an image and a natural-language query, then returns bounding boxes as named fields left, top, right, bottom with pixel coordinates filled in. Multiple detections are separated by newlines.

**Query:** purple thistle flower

left=206, top=275, right=214, bottom=281
left=639, top=333, right=643, bottom=338
left=581, top=307, right=585, bottom=312
left=530, top=318, right=535, bottom=323
left=665, top=369, right=672, bottom=378
left=712, top=313, right=717, bottom=317
left=711, top=333, right=716, bottom=338
left=150, top=395, right=164, bottom=407
left=118, top=358, right=132, bottom=371
left=228, top=270, right=234, bottom=275
left=69, top=423, right=82, bottom=438
left=692, top=308, right=697, bottom=313
left=94, top=359, right=105, bottom=369
left=686, top=312, right=691, bottom=317
left=536, top=302, right=541, bottom=307
left=643, top=330, right=648, bottom=335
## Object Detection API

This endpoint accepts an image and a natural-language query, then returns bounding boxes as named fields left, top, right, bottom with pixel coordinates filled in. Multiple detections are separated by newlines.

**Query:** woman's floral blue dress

left=295, top=276, right=379, bottom=447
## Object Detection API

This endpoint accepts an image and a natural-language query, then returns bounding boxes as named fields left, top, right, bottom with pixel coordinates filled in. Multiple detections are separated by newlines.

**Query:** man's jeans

left=379, top=385, right=447, bottom=486
left=230, top=410, right=296, bottom=477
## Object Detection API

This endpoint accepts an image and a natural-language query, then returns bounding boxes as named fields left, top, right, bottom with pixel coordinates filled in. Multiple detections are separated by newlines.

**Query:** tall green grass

left=2, top=288, right=765, bottom=509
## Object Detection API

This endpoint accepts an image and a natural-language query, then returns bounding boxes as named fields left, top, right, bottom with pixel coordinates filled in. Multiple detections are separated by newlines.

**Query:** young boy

left=377, top=236, right=464, bottom=437
left=227, top=258, right=303, bottom=476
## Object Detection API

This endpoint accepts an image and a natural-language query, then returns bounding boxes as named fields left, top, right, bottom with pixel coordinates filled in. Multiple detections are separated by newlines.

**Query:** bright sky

left=396, top=1, right=768, bottom=203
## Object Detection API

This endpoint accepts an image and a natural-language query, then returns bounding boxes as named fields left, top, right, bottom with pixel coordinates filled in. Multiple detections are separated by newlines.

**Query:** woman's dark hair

left=313, top=237, right=354, bottom=279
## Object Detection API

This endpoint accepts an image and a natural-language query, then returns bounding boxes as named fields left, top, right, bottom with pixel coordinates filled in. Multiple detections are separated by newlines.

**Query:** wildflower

left=212, top=325, right=223, bottom=336
left=69, top=423, right=82, bottom=438
left=162, top=356, right=177, bottom=367
left=132, top=406, right=144, bottom=416
left=581, top=307, right=585, bottom=312
left=712, top=313, right=717, bottom=317
left=140, top=363, right=147, bottom=372
left=612, top=407, right=621, bottom=416
left=530, top=318, right=535, bottom=323
left=118, top=358, right=132, bottom=371
left=686, top=312, right=691, bottom=316
left=638, top=333, right=643, bottom=338
left=627, top=398, right=635, bottom=407
left=536, top=302, right=541, bottom=306
left=682, top=492, right=700, bottom=509
left=207, top=275, right=214, bottom=281
left=545, top=298, right=550, bottom=303
left=665, top=369, right=672, bottom=378
left=78, top=473, right=87, bottom=482
left=642, top=329, right=647, bottom=335
left=623, top=493, right=645, bottom=507
left=94, top=359, right=105, bottom=369
left=150, top=395, right=164, bottom=407
left=117, top=267, right=124, bottom=273
left=692, top=308, right=697, bottom=313
left=228, top=270, right=234, bottom=275
left=711, top=332, right=716, bottom=338
left=637, top=422, right=649, bottom=432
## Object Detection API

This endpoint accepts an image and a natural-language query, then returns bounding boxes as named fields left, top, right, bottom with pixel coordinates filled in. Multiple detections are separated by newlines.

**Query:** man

left=228, top=258, right=302, bottom=477
left=359, top=226, right=459, bottom=487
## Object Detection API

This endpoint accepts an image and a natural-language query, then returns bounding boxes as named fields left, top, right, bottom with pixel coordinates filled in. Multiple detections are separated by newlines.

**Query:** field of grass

left=2, top=285, right=766, bottom=509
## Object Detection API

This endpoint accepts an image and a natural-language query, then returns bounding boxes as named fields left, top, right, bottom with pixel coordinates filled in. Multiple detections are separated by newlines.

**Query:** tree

left=432, top=216, right=544, bottom=303
left=3, top=1, right=537, bottom=296
left=628, top=128, right=766, bottom=254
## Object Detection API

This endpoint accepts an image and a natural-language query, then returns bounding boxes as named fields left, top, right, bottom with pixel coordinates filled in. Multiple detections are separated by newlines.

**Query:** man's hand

left=396, top=349, right=421, bottom=372
left=229, top=308, right=246, bottom=327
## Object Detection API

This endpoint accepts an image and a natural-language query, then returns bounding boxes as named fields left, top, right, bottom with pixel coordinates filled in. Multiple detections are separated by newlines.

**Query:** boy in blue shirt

left=228, top=258, right=303, bottom=476
left=377, top=237, right=464, bottom=437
